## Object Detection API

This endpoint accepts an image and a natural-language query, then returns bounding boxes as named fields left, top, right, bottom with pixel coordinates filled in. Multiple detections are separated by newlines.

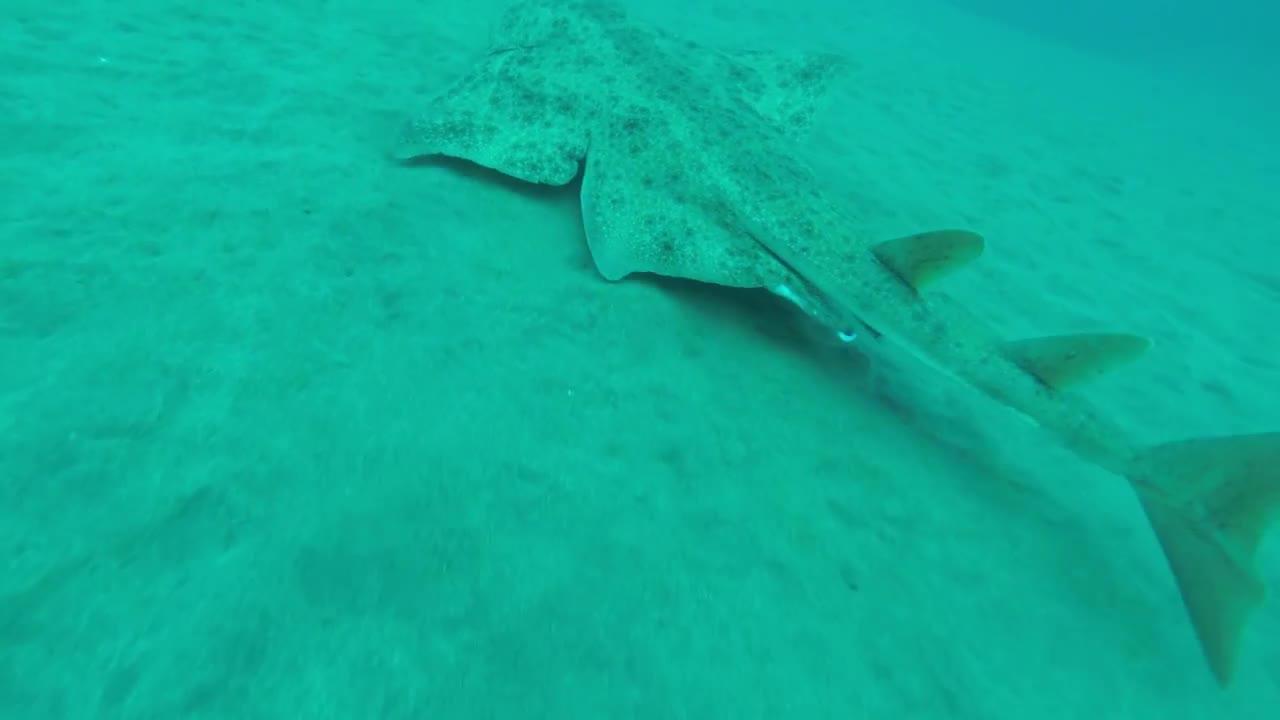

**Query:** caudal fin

left=1128, top=432, right=1280, bottom=685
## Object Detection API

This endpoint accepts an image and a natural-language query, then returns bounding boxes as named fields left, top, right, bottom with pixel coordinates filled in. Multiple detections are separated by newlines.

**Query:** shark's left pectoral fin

left=580, top=143, right=769, bottom=287
left=1001, top=333, right=1152, bottom=389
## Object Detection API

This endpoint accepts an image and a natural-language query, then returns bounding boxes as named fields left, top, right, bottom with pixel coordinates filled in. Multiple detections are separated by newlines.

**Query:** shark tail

left=868, top=229, right=1279, bottom=684
left=1127, top=432, right=1280, bottom=686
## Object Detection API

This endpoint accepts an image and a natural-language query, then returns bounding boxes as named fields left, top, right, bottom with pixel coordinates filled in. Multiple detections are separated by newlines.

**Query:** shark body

left=395, top=0, right=1280, bottom=686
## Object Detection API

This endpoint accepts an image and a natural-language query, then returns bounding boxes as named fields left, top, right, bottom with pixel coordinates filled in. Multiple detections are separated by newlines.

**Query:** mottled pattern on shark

left=396, top=0, right=1280, bottom=688
left=394, top=0, right=850, bottom=320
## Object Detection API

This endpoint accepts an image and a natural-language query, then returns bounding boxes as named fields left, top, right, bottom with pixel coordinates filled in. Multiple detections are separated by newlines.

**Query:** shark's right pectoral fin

left=393, top=63, right=589, bottom=185
left=1127, top=432, right=1280, bottom=686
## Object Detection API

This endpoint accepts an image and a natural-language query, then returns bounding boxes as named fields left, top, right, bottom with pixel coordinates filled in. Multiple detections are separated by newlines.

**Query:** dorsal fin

left=872, top=230, right=985, bottom=292
left=1002, top=333, right=1152, bottom=389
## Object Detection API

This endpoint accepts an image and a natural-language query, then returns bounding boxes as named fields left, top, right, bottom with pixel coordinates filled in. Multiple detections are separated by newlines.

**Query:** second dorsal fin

left=1002, top=333, right=1152, bottom=389
left=872, top=230, right=985, bottom=292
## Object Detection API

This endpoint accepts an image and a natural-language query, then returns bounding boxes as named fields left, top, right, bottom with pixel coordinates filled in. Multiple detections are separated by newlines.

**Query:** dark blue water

left=945, top=0, right=1278, bottom=82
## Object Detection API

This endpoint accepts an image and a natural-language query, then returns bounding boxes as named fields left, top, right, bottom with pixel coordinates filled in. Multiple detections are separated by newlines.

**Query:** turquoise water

left=2, top=1, right=1277, bottom=717
left=950, top=0, right=1276, bottom=59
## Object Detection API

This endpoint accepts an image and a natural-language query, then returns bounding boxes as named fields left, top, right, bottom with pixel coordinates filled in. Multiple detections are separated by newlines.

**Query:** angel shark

left=393, top=0, right=1280, bottom=686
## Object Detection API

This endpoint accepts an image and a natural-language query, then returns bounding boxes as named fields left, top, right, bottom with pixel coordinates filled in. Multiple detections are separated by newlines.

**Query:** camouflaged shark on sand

left=393, top=0, right=1280, bottom=686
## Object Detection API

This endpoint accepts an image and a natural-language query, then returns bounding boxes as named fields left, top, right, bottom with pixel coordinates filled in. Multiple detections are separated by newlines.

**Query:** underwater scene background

left=1, top=0, right=1276, bottom=717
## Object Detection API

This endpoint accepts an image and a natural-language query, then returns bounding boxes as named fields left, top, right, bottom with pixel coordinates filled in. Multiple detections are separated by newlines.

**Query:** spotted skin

left=395, top=0, right=847, bottom=306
